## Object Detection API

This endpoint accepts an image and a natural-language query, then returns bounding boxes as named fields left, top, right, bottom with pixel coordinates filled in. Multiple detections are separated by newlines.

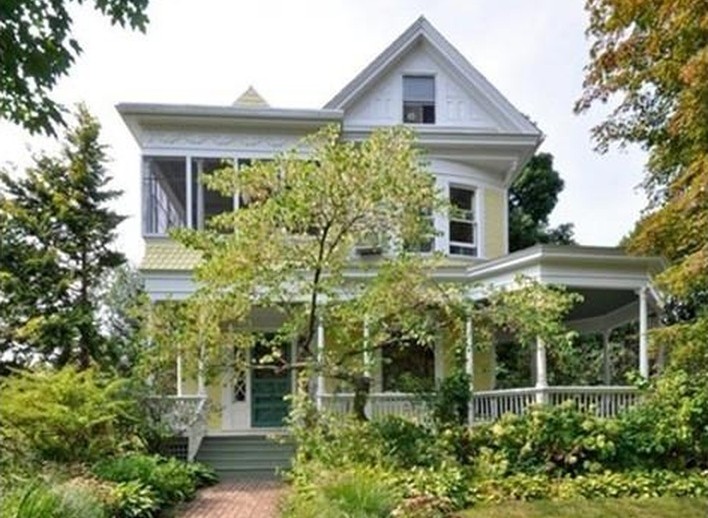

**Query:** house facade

left=118, top=17, right=662, bottom=438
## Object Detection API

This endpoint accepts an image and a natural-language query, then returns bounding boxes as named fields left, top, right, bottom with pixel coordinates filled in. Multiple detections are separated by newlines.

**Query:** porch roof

left=466, top=244, right=665, bottom=292
left=467, top=245, right=666, bottom=332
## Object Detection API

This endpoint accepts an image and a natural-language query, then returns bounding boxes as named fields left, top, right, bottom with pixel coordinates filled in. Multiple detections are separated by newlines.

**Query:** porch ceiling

left=566, top=288, right=637, bottom=321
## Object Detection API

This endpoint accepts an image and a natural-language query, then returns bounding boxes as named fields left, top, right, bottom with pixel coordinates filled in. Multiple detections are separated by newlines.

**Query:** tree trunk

left=352, top=375, right=371, bottom=421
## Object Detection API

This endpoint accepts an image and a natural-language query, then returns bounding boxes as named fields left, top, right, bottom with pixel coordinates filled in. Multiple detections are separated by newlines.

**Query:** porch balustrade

left=147, top=395, right=208, bottom=461
left=320, top=392, right=429, bottom=422
left=322, top=385, right=640, bottom=424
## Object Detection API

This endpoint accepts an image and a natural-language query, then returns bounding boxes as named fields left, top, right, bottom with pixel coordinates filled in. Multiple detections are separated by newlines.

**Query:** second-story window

left=143, top=156, right=187, bottom=235
left=191, top=158, right=234, bottom=229
left=449, top=186, right=477, bottom=257
left=403, top=75, right=435, bottom=124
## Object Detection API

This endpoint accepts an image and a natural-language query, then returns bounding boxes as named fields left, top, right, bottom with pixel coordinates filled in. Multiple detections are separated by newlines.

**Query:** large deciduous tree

left=148, top=125, right=580, bottom=419
left=169, top=125, right=459, bottom=418
left=0, top=0, right=150, bottom=135
left=576, top=0, right=708, bottom=363
left=508, top=153, right=575, bottom=252
left=0, top=105, right=126, bottom=370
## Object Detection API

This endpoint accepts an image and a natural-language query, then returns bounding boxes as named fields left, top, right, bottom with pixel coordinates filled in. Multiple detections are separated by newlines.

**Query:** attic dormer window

left=403, top=75, right=435, bottom=124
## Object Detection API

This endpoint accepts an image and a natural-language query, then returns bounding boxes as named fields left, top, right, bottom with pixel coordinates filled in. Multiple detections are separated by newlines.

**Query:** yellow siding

left=438, top=339, right=494, bottom=391
left=484, top=188, right=506, bottom=259
left=473, top=347, right=494, bottom=390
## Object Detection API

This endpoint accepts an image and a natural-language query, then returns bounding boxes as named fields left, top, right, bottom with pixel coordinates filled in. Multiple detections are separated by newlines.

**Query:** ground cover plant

left=461, top=497, right=708, bottom=518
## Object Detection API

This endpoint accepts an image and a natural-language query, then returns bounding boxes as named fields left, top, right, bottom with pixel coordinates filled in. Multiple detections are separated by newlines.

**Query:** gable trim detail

left=324, top=16, right=541, bottom=136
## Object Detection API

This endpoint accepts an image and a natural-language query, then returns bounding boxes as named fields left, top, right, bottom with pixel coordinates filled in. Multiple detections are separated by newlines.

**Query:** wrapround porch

left=157, top=245, right=664, bottom=455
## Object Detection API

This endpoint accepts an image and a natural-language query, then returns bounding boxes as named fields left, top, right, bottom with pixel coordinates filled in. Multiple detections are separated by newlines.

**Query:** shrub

left=92, top=453, right=199, bottom=506
left=372, top=416, right=445, bottom=469
left=617, top=370, right=708, bottom=470
left=0, top=367, right=143, bottom=463
left=398, top=463, right=470, bottom=510
left=290, top=412, right=385, bottom=470
left=469, top=402, right=621, bottom=476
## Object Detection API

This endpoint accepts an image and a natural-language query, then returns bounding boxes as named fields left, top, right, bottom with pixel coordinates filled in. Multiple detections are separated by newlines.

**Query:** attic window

left=403, top=75, right=435, bottom=124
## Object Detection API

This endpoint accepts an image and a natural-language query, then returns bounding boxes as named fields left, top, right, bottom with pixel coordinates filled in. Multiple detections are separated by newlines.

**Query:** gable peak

left=233, top=86, right=269, bottom=108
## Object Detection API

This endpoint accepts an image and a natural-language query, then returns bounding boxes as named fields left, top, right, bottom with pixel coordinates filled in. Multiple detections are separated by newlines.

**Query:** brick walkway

left=179, top=480, right=286, bottom=518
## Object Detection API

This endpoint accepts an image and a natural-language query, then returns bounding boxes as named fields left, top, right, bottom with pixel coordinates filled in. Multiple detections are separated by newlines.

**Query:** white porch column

left=316, top=316, right=325, bottom=410
left=535, top=336, right=548, bottom=404
left=197, top=309, right=206, bottom=396
left=602, top=330, right=612, bottom=385
left=638, top=286, right=649, bottom=378
left=465, top=316, right=474, bottom=423
left=196, top=159, right=204, bottom=229
left=465, top=316, right=474, bottom=382
left=197, top=345, right=206, bottom=396
left=176, top=350, right=183, bottom=397
left=363, top=317, right=371, bottom=379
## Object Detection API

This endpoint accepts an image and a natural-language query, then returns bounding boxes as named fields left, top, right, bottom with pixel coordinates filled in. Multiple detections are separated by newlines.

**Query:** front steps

left=195, top=434, right=294, bottom=480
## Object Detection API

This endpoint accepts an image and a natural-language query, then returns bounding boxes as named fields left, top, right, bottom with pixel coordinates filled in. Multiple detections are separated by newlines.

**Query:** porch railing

left=320, top=392, right=429, bottom=422
left=469, top=385, right=641, bottom=423
left=322, top=386, right=640, bottom=424
left=471, top=387, right=538, bottom=423
left=148, top=395, right=208, bottom=461
left=546, top=385, right=640, bottom=417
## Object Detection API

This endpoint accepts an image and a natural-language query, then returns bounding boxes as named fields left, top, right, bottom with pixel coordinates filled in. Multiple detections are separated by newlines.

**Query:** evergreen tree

left=509, top=153, right=575, bottom=252
left=0, top=105, right=126, bottom=370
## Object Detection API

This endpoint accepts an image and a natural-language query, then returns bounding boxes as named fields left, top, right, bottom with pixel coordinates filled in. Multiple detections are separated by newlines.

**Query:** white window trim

left=401, top=72, right=437, bottom=125
left=444, top=182, right=481, bottom=259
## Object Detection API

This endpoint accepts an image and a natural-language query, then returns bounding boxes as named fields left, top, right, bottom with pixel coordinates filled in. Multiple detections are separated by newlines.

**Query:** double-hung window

left=449, top=186, right=477, bottom=257
left=403, top=75, right=435, bottom=124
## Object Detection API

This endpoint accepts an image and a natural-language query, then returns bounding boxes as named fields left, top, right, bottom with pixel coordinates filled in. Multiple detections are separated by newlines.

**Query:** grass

left=460, top=497, right=708, bottom=518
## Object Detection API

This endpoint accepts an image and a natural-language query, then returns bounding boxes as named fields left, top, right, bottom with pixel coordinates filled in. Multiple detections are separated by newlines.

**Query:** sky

left=0, top=0, right=649, bottom=264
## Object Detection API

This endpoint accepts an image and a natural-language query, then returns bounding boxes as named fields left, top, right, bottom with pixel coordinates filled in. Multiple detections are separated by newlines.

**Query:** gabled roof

left=324, top=16, right=541, bottom=136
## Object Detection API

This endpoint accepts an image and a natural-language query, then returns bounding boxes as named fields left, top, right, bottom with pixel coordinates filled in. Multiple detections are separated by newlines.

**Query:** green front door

left=251, top=338, right=291, bottom=428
